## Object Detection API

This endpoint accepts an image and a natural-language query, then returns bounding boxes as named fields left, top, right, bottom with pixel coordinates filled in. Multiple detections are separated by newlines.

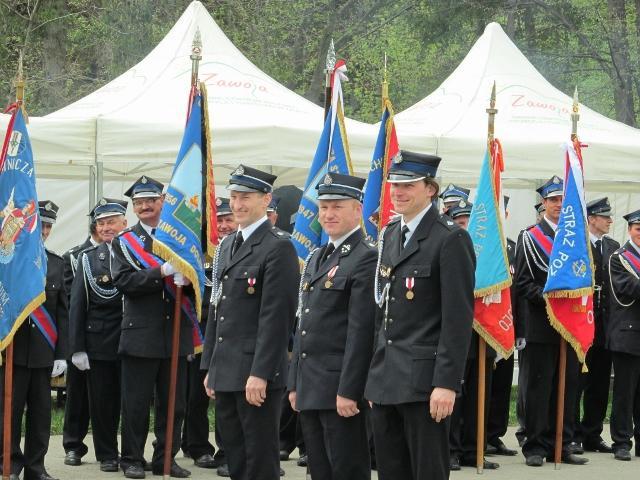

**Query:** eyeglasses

left=132, top=198, right=159, bottom=207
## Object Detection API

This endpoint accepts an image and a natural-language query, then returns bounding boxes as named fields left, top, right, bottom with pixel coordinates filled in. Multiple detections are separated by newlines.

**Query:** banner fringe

left=474, top=278, right=512, bottom=299
left=544, top=296, right=589, bottom=365
left=473, top=319, right=514, bottom=360
left=545, top=287, right=593, bottom=299
left=0, top=291, right=46, bottom=355
left=152, top=240, right=202, bottom=322
left=200, top=82, right=217, bottom=257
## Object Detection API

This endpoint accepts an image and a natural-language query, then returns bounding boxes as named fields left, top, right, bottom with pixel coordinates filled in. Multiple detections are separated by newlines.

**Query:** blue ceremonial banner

left=362, top=106, right=389, bottom=242
left=0, top=105, right=47, bottom=351
left=468, top=150, right=510, bottom=294
left=291, top=102, right=353, bottom=261
left=153, top=91, right=207, bottom=318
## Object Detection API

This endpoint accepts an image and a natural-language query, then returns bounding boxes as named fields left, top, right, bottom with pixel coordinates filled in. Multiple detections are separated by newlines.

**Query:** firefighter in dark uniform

left=69, top=198, right=129, bottom=472
left=515, top=176, right=587, bottom=466
left=111, top=176, right=194, bottom=479
left=365, top=151, right=476, bottom=480
left=202, top=165, right=299, bottom=480
left=576, top=197, right=618, bottom=452
left=61, top=213, right=99, bottom=467
left=486, top=197, right=519, bottom=457
left=446, top=200, right=499, bottom=470
left=607, top=208, right=640, bottom=461
left=439, top=183, right=469, bottom=215
left=288, top=173, right=376, bottom=480
left=1, top=200, right=68, bottom=480
left=180, top=197, right=238, bottom=473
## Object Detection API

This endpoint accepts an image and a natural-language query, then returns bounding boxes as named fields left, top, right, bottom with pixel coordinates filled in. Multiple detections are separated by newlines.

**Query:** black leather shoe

left=124, top=465, right=146, bottom=479
left=461, top=457, right=499, bottom=469
left=525, top=455, right=544, bottom=467
left=449, top=455, right=461, bottom=471
left=27, top=473, right=59, bottom=480
left=64, top=450, right=82, bottom=466
left=100, top=459, right=119, bottom=472
left=546, top=453, right=589, bottom=465
left=296, top=454, right=307, bottom=467
left=567, top=442, right=584, bottom=455
left=279, top=450, right=290, bottom=461
left=143, top=459, right=152, bottom=472
left=216, top=464, right=230, bottom=477
left=584, top=439, right=613, bottom=453
left=487, top=440, right=517, bottom=456
left=636, top=446, right=640, bottom=457
left=614, top=449, right=632, bottom=461
left=152, top=463, right=191, bottom=478
left=194, top=454, right=216, bottom=469
left=279, top=467, right=285, bottom=476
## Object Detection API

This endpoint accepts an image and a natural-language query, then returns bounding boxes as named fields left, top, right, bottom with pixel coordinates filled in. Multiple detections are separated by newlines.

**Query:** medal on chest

left=247, top=277, right=256, bottom=294
left=325, top=265, right=339, bottom=289
left=405, top=277, right=415, bottom=300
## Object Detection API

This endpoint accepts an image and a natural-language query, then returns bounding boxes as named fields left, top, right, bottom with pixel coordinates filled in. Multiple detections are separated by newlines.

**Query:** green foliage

left=0, top=0, right=639, bottom=127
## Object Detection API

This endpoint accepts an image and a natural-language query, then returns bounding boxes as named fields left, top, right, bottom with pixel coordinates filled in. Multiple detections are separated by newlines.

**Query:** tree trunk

left=40, top=2, right=67, bottom=113
left=505, top=0, right=519, bottom=39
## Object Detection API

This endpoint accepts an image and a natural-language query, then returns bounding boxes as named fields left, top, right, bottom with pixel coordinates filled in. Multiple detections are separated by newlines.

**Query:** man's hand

left=515, top=338, right=526, bottom=351
left=203, top=373, right=215, bottom=399
left=336, top=395, right=360, bottom=418
left=245, top=376, right=268, bottom=407
left=51, top=359, right=67, bottom=377
left=71, top=352, right=90, bottom=371
left=429, top=387, right=456, bottom=423
left=288, top=391, right=298, bottom=412
left=173, top=272, right=191, bottom=286
left=161, top=262, right=176, bottom=278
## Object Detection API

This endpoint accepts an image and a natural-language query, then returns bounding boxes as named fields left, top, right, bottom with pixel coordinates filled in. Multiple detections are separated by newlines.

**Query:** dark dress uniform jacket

left=592, top=236, right=619, bottom=346
left=13, top=249, right=68, bottom=368
left=69, top=243, right=123, bottom=360
left=607, top=242, right=640, bottom=356
left=288, top=229, right=377, bottom=410
left=202, top=220, right=299, bottom=392
left=63, top=237, right=93, bottom=296
left=111, top=222, right=194, bottom=358
left=365, top=208, right=476, bottom=405
left=514, top=218, right=559, bottom=344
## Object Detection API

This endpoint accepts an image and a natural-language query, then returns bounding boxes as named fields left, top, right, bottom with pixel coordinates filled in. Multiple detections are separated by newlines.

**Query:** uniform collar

left=401, top=203, right=432, bottom=236
left=589, top=232, right=603, bottom=245
left=237, top=215, right=268, bottom=241
left=140, top=222, right=155, bottom=236
left=543, top=215, right=558, bottom=232
left=328, top=226, right=361, bottom=250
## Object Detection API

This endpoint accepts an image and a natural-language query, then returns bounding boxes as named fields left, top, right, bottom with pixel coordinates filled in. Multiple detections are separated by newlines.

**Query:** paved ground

left=33, top=427, right=638, bottom=479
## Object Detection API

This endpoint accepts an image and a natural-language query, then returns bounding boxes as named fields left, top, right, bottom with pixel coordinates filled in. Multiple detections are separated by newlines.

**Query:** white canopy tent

left=394, top=22, right=640, bottom=241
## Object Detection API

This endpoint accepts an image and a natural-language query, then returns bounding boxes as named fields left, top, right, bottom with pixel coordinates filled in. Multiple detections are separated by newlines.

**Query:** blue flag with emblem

left=291, top=102, right=354, bottom=261
left=152, top=91, right=208, bottom=318
left=0, top=105, right=47, bottom=351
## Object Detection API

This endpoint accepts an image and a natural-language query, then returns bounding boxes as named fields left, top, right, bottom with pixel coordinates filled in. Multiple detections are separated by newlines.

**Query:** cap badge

left=141, top=176, right=148, bottom=184
left=323, top=174, right=333, bottom=186
left=459, top=200, right=467, bottom=208
left=553, top=176, right=561, bottom=184
left=392, top=152, right=403, bottom=164
left=233, top=165, right=245, bottom=176
left=99, top=198, right=107, bottom=206
left=45, top=202, right=53, bottom=211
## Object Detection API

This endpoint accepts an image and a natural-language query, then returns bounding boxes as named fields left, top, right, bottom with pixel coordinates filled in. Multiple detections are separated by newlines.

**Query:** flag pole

left=554, top=87, right=579, bottom=469
left=162, top=29, right=201, bottom=480
left=3, top=54, right=25, bottom=480
left=324, top=39, right=336, bottom=119
left=476, top=81, right=497, bottom=474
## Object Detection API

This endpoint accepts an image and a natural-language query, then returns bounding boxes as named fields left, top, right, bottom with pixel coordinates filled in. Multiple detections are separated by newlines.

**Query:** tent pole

left=89, top=165, right=96, bottom=214
left=96, top=161, right=104, bottom=200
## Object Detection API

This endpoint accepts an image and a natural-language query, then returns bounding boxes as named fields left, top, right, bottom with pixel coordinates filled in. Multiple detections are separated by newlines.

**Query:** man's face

left=41, top=222, right=52, bottom=242
left=267, top=211, right=278, bottom=224
left=96, top=215, right=128, bottom=243
left=230, top=191, right=270, bottom=227
left=132, top=196, right=163, bottom=225
left=390, top=181, right=435, bottom=218
left=318, top=199, right=362, bottom=239
left=629, top=224, right=640, bottom=247
left=543, top=195, right=563, bottom=223
left=217, top=214, right=237, bottom=238
left=453, top=215, right=470, bottom=230
left=588, top=215, right=612, bottom=237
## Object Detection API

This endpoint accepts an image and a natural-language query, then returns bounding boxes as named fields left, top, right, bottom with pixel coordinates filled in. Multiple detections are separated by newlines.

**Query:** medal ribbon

left=247, top=277, right=256, bottom=292
left=30, top=305, right=58, bottom=350
left=622, top=249, right=640, bottom=276
left=528, top=225, right=553, bottom=257
left=405, top=277, right=415, bottom=295
left=327, top=265, right=339, bottom=280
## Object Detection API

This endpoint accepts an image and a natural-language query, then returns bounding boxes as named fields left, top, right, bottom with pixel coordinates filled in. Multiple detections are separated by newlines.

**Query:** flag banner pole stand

left=2, top=342, right=14, bottom=480
left=554, top=339, right=567, bottom=469
left=476, top=337, right=486, bottom=474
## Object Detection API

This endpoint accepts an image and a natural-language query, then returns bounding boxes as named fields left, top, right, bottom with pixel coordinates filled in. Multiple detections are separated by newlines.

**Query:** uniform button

left=413, top=270, right=418, bottom=274
left=155, top=280, right=160, bottom=284
left=129, top=323, right=133, bottom=327
left=301, top=330, right=307, bottom=336
left=387, top=339, right=393, bottom=345
left=218, top=337, right=223, bottom=343
left=224, top=275, right=229, bottom=280
left=310, top=286, right=314, bottom=291
left=244, top=271, right=248, bottom=275
left=388, top=318, right=394, bottom=324
left=220, top=316, right=225, bottom=321
left=301, top=353, right=307, bottom=358
left=165, top=298, right=170, bottom=303
left=391, top=297, right=395, bottom=302
left=304, top=308, right=310, bottom=313
left=31, top=323, right=35, bottom=328
left=391, top=275, right=396, bottom=281
left=222, top=296, right=226, bottom=300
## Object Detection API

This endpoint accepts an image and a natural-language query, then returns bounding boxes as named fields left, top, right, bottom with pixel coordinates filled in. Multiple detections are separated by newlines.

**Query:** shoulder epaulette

left=437, top=214, right=457, bottom=230
left=269, top=226, right=291, bottom=239
left=117, top=226, right=134, bottom=238
left=45, top=248, right=63, bottom=260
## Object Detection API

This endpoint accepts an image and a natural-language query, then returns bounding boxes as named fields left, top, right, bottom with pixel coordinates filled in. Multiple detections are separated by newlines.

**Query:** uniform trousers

left=521, top=342, right=580, bottom=458
left=62, top=364, right=90, bottom=457
left=487, top=355, right=514, bottom=446
left=0, top=366, right=51, bottom=479
left=87, top=359, right=121, bottom=461
left=120, top=355, right=187, bottom=470
left=371, top=402, right=449, bottom=480
left=279, top=390, right=305, bottom=456
left=215, top=388, right=283, bottom=480
left=299, top=407, right=370, bottom=480
left=610, top=352, right=640, bottom=451
left=515, top=348, right=527, bottom=445
left=578, top=345, right=612, bottom=445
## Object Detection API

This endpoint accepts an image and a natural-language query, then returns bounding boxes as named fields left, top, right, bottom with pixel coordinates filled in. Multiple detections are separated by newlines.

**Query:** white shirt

left=328, top=226, right=361, bottom=250
left=543, top=215, right=558, bottom=232
left=140, top=222, right=156, bottom=236
left=237, top=215, right=268, bottom=241
left=589, top=232, right=603, bottom=248
left=630, top=239, right=640, bottom=256
left=401, top=204, right=432, bottom=247
left=90, top=237, right=99, bottom=246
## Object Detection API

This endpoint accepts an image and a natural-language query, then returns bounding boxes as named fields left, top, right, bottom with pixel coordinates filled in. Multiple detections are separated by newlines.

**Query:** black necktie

left=151, top=228, right=156, bottom=236
left=401, top=225, right=410, bottom=249
left=595, top=239, right=602, bottom=253
left=232, top=232, right=244, bottom=256
left=321, top=243, right=335, bottom=265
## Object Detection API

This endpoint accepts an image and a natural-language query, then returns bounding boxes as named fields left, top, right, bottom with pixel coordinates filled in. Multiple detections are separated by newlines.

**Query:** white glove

left=173, top=272, right=191, bottom=286
left=515, top=338, right=526, bottom=351
left=72, top=352, right=91, bottom=371
left=161, top=262, right=176, bottom=277
left=51, top=359, right=67, bottom=377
